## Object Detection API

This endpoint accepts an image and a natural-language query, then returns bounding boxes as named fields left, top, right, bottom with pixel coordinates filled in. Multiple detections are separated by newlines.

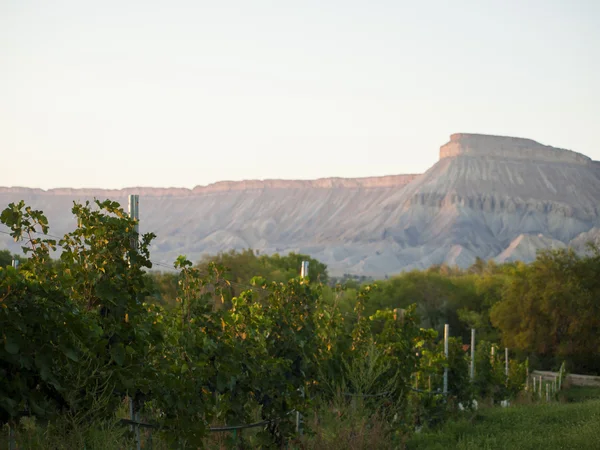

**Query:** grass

left=407, top=398, right=600, bottom=450
left=4, top=388, right=600, bottom=449
left=1, top=417, right=133, bottom=450
left=558, top=385, right=600, bottom=403
left=296, top=396, right=404, bottom=450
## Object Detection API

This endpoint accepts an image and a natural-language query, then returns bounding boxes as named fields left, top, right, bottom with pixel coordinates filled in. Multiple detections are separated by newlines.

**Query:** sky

left=1, top=0, right=599, bottom=190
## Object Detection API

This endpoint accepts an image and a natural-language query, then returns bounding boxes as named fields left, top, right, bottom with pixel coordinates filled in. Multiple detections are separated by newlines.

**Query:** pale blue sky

left=1, top=0, right=599, bottom=189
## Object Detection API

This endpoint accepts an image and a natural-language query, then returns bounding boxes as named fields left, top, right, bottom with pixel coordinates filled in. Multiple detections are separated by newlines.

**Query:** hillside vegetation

left=151, top=244, right=600, bottom=375
left=1, top=198, right=599, bottom=448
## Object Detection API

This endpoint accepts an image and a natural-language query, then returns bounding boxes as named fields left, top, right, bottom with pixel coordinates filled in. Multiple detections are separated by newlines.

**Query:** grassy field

left=407, top=390, right=600, bottom=450
left=3, top=388, right=600, bottom=449
left=559, top=385, right=600, bottom=403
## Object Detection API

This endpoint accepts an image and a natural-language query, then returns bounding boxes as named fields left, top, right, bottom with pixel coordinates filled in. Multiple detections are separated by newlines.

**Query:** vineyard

left=1, top=199, right=537, bottom=449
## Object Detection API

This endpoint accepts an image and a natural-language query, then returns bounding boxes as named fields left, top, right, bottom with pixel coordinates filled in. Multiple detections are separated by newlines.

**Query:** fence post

left=546, top=383, right=549, bottom=402
left=295, top=260, right=309, bottom=436
left=300, top=260, right=309, bottom=279
left=470, top=329, right=475, bottom=381
left=558, top=362, right=564, bottom=391
left=296, top=403, right=303, bottom=436
left=129, top=397, right=134, bottom=432
left=128, top=194, right=140, bottom=251
left=128, top=195, right=141, bottom=450
left=539, top=376, right=542, bottom=399
left=505, top=348, right=509, bottom=377
left=8, top=422, right=15, bottom=450
left=443, top=324, right=449, bottom=395
left=558, top=371, right=562, bottom=391
left=128, top=397, right=141, bottom=450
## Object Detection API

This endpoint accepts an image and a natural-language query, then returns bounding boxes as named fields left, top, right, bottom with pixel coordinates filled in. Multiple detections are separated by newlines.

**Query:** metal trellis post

left=295, top=260, right=309, bottom=435
left=470, top=329, right=475, bottom=381
left=128, top=194, right=141, bottom=450
left=443, top=324, right=449, bottom=395
left=300, top=260, right=309, bottom=279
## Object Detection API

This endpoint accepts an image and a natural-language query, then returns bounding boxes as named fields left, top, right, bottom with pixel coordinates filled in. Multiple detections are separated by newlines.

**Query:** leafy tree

left=198, top=249, right=328, bottom=285
left=147, top=249, right=331, bottom=308
left=0, top=200, right=161, bottom=428
left=146, top=271, right=178, bottom=306
left=0, top=249, right=27, bottom=269
left=363, top=271, right=469, bottom=339
left=491, top=247, right=600, bottom=373
left=0, top=249, right=12, bottom=268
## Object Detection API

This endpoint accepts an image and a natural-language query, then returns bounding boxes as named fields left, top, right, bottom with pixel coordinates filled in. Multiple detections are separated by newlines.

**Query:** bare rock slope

left=1, top=134, right=599, bottom=276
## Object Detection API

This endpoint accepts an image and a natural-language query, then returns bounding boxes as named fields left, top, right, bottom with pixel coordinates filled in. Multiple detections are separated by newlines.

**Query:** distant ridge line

left=0, top=174, right=421, bottom=197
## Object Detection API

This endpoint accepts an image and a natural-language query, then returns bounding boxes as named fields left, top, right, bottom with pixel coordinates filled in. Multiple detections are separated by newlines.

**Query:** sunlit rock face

left=2, top=134, right=599, bottom=277
left=439, top=133, right=592, bottom=165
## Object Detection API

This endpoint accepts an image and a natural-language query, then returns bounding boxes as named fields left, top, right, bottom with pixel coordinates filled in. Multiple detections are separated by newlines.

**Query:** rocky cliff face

left=1, top=134, right=599, bottom=276
left=348, top=133, right=600, bottom=272
left=440, top=133, right=592, bottom=165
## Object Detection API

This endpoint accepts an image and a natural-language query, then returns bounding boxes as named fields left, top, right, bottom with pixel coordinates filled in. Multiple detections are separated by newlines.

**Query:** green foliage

left=146, top=271, right=178, bottom=306
left=199, top=248, right=328, bottom=285
left=0, top=199, right=539, bottom=448
left=407, top=398, right=600, bottom=450
left=490, top=247, right=600, bottom=374
left=446, top=338, right=473, bottom=405
left=333, top=249, right=600, bottom=375
left=1, top=416, right=131, bottom=450
left=142, top=256, right=324, bottom=446
left=357, top=268, right=506, bottom=343
left=0, top=200, right=160, bottom=431
left=559, top=386, right=600, bottom=403
left=0, top=249, right=13, bottom=268
left=472, top=341, right=526, bottom=403
left=299, top=395, right=402, bottom=449
left=150, top=249, right=329, bottom=307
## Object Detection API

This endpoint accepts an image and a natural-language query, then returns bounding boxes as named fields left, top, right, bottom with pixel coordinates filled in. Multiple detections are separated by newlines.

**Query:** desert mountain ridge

left=0, top=174, right=421, bottom=196
left=2, top=133, right=600, bottom=276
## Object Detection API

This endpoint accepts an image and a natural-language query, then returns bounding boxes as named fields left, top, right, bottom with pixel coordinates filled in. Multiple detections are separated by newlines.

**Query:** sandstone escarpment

left=388, top=134, right=600, bottom=223
left=0, top=174, right=420, bottom=198
left=440, top=133, right=592, bottom=165
left=191, top=174, right=420, bottom=193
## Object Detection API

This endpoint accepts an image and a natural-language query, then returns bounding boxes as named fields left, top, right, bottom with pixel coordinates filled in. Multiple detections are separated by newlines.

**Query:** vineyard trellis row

left=0, top=198, right=529, bottom=448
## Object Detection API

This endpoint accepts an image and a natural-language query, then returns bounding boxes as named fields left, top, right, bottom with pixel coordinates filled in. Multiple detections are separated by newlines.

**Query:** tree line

left=155, top=246, right=600, bottom=375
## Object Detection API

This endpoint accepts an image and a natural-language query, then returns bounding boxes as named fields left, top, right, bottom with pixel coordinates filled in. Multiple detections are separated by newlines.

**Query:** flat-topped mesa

left=439, top=133, right=591, bottom=165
